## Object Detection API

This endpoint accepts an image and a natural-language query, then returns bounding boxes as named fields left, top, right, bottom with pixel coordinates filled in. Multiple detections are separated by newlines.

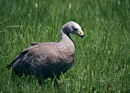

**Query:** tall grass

left=0, top=0, right=130, bottom=92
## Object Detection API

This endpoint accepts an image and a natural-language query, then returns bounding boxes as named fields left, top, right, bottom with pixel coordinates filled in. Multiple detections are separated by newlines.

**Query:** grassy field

left=0, top=0, right=130, bottom=92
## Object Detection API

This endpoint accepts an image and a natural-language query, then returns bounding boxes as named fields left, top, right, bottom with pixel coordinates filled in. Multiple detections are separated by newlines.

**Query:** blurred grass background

left=0, top=0, right=130, bottom=92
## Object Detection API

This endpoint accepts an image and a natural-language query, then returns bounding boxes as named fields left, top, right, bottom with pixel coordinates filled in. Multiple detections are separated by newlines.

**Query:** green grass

left=0, top=0, right=130, bottom=92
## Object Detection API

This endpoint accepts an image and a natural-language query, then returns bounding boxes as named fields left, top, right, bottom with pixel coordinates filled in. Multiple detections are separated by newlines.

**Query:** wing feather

left=29, top=42, right=39, bottom=46
left=7, top=48, right=29, bottom=69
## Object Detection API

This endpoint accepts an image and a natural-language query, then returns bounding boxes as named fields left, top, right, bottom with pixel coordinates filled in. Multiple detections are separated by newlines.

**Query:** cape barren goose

left=7, top=21, right=84, bottom=84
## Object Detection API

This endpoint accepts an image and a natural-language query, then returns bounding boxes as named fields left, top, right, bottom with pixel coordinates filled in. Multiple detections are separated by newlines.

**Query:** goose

left=7, top=21, right=84, bottom=84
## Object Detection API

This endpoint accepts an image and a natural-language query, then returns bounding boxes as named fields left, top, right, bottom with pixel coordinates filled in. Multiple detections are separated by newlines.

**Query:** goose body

left=7, top=21, right=84, bottom=80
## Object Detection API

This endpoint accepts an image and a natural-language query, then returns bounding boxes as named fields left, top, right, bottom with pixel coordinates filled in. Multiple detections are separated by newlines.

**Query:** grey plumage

left=7, top=21, right=84, bottom=80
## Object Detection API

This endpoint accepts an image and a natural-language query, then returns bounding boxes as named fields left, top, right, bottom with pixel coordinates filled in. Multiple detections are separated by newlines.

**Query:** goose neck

left=60, top=30, right=73, bottom=43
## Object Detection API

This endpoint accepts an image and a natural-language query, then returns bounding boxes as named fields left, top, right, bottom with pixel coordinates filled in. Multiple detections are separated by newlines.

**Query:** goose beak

left=78, top=30, right=84, bottom=38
